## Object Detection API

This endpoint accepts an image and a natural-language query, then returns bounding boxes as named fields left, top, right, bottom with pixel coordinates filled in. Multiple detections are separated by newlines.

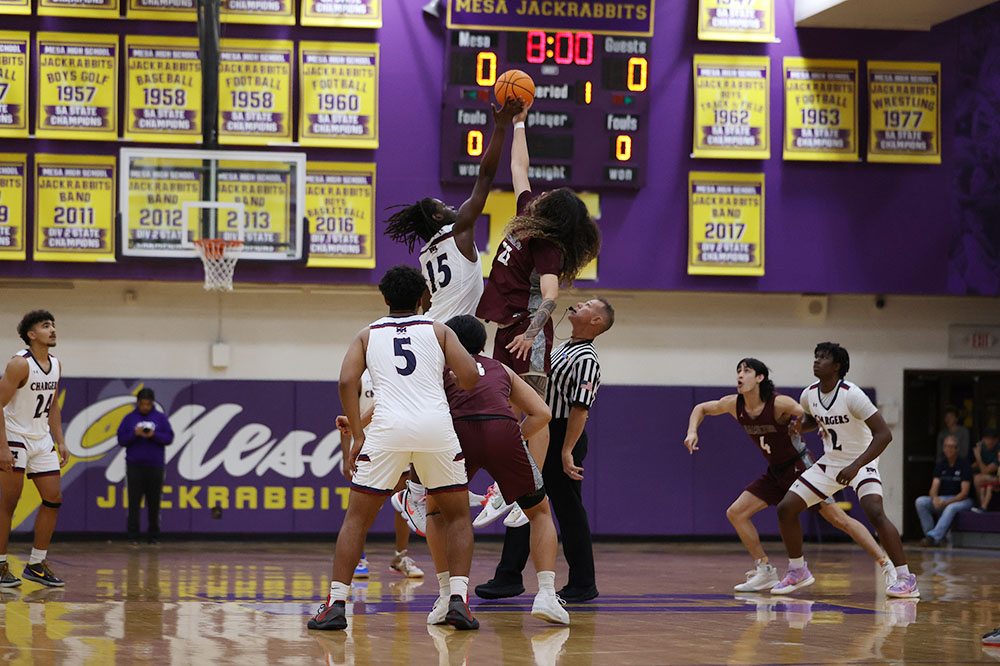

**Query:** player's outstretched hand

left=684, top=432, right=699, bottom=454
left=835, top=461, right=861, bottom=486
left=335, top=415, right=351, bottom=434
left=788, top=416, right=802, bottom=436
left=513, top=98, right=532, bottom=124
left=0, top=446, right=13, bottom=471
left=493, top=96, right=524, bottom=126
left=505, top=332, right=534, bottom=361
left=57, top=442, right=69, bottom=468
left=562, top=451, right=583, bottom=481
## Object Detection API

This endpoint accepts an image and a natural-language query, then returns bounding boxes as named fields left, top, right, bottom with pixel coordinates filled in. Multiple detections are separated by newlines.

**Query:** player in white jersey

left=309, top=266, right=481, bottom=633
left=772, top=342, right=918, bottom=598
left=0, top=310, right=68, bottom=588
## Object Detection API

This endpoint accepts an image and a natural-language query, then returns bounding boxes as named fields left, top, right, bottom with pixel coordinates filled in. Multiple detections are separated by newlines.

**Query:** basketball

left=494, top=69, right=535, bottom=107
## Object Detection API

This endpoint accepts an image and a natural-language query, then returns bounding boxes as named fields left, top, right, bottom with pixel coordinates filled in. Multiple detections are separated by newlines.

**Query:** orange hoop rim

left=194, top=238, right=244, bottom=260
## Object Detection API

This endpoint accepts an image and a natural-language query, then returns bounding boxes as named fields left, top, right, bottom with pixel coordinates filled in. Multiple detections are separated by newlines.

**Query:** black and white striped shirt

left=546, top=340, right=601, bottom=419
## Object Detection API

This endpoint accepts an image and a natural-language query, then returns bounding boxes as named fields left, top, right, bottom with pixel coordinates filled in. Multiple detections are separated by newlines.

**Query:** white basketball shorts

left=351, top=444, right=468, bottom=495
left=8, top=432, right=61, bottom=478
left=788, top=456, right=882, bottom=507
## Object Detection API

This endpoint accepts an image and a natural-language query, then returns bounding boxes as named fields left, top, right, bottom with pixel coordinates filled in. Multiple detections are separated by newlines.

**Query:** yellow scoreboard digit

left=36, top=32, right=118, bottom=141
left=124, top=36, right=202, bottom=144
left=218, top=39, right=293, bottom=146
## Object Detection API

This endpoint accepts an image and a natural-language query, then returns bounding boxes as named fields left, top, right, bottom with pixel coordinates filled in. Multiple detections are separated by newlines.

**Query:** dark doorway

left=902, top=370, right=1000, bottom=539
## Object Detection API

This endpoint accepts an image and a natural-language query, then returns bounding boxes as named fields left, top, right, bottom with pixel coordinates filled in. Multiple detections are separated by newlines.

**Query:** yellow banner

left=868, top=60, right=941, bottom=164
left=219, top=39, right=293, bottom=146
left=127, top=0, right=195, bottom=20
left=698, top=0, right=774, bottom=42
left=34, top=154, right=116, bottom=262
left=36, top=33, right=118, bottom=141
left=783, top=58, right=858, bottom=162
left=0, top=32, right=29, bottom=138
left=688, top=171, right=764, bottom=276
left=221, top=0, right=294, bottom=23
left=692, top=55, right=770, bottom=159
left=0, top=0, right=29, bottom=15
left=301, top=0, right=382, bottom=27
left=126, top=158, right=203, bottom=252
left=216, top=162, right=293, bottom=254
left=299, top=42, right=379, bottom=149
left=305, top=162, right=375, bottom=268
left=39, top=0, right=118, bottom=17
left=124, top=36, right=202, bottom=144
left=0, top=153, right=26, bottom=260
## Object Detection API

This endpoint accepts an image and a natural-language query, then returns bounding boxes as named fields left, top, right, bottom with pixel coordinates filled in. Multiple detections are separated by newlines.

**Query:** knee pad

left=516, top=487, right=546, bottom=511
left=41, top=499, right=62, bottom=509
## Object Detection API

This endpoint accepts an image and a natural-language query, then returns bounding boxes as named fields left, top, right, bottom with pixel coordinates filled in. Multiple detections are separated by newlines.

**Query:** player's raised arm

left=437, top=322, right=480, bottom=390
left=505, top=364, right=551, bottom=440
left=0, top=356, right=28, bottom=471
left=684, top=394, right=738, bottom=453
left=510, top=100, right=532, bottom=198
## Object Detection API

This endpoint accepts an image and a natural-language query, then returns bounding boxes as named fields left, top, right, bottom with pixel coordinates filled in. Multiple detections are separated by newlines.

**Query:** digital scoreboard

left=440, top=29, right=651, bottom=190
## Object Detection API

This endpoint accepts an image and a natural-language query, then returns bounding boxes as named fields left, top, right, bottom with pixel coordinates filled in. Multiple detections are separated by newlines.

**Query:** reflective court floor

left=1, top=540, right=998, bottom=665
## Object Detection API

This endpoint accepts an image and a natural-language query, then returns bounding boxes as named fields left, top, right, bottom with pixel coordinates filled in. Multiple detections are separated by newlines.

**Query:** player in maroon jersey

left=422, top=314, right=568, bottom=626
left=684, top=357, right=894, bottom=592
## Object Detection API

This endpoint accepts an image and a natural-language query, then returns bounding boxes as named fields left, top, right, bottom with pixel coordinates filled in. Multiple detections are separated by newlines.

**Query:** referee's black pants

left=491, top=418, right=596, bottom=590
left=126, top=465, right=165, bottom=539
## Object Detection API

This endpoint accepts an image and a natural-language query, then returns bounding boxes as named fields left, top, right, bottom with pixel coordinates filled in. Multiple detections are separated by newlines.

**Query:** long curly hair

left=384, top=198, right=440, bottom=252
left=503, top=188, right=601, bottom=283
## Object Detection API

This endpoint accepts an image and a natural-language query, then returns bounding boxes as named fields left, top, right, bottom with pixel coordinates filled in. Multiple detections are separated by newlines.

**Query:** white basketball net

left=194, top=240, right=244, bottom=291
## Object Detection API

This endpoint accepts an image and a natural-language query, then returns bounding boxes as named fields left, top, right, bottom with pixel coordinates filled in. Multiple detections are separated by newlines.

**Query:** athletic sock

left=450, top=575, right=469, bottom=602
left=895, top=564, right=910, bottom=577
left=29, top=549, right=46, bottom=565
left=395, top=549, right=407, bottom=558
left=0, top=554, right=6, bottom=563
left=408, top=480, right=426, bottom=498
left=328, top=581, right=350, bottom=604
left=536, top=570, right=556, bottom=594
left=878, top=556, right=891, bottom=568
left=437, top=571, right=451, bottom=598
left=756, top=557, right=769, bottom=568
left=789, top=556, right=805, bottom=569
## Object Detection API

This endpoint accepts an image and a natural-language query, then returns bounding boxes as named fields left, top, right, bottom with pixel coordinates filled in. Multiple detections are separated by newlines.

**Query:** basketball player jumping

left=684, top=358, right=895, bottom=593
left=0, top=310, right=68, bottom=588
left=309, top=266, right=481, bottom=632
left=773, top=342, right=919, bottom=598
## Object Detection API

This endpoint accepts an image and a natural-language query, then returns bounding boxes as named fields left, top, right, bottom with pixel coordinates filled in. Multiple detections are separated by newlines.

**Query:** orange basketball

left=494, top=69, right=535, bottom=107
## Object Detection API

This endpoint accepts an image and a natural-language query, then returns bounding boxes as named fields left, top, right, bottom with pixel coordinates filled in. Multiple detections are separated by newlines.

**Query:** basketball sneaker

left=983, top=626, right=1000, bottom=647
left=22, top=561, right=64, bottom=587
left=503, top=503, right=529, bottom=528
left=886, top=573, right=919, bottom=598
left=390, top=553, right=424, bottom=578
left=0, top=561, right=21, bottom=587
left=353, top=555, right=370, bottom=579
left=391, top=488, right=427, bottom=536
left=473, top=483, right=514, bottom=528
left=769, top=565, right=814, bottom=595
left=307, top=600, right=347, bottom=631
left=531, top=590, right=570, bottom=625
left=427, top=596, right=449, bottom=625
left=445, top=595, right=479, bottom=630
left=880, top=561, right=898, bottom=588
left=468, top=490, right=486, bottom=507
left=734, top=562, right=780, bottom=592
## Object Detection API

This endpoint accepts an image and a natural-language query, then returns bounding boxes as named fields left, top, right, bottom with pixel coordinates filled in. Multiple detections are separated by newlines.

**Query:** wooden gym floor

left=0, top=540, right=997, bottom=665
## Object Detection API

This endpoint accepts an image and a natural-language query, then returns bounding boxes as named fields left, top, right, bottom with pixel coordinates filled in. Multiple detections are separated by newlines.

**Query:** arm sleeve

left=530, top=238, right=562, bottom=277
left=569, top=355, right=601, bottom=409
left=848, top=387, right=878, bottom=421
left=798, top=388, right=812, bottom=415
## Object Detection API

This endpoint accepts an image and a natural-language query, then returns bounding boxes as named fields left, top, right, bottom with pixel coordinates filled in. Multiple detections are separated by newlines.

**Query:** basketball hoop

left=194, top=239, right=243, bottom=291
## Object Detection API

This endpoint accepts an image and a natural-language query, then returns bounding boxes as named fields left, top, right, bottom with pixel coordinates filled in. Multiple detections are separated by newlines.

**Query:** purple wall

left=2, top=0, right=997, bottom=294
left=24, top=378, right=869, bottom=536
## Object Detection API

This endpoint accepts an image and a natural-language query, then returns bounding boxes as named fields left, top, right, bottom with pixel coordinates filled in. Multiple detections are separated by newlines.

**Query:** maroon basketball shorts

left=453, top=417, right=542, bottom=504
left=745, top=458, right=816, bottom=508
left=492, top=318, right=554, bottom=376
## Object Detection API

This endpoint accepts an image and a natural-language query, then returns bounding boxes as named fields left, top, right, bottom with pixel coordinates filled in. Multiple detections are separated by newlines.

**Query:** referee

left=476, top=297, right=614, bottom=603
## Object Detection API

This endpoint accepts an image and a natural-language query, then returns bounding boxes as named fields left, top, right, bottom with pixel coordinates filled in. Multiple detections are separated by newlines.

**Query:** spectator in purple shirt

left=117, top=388, right=174, bottom=544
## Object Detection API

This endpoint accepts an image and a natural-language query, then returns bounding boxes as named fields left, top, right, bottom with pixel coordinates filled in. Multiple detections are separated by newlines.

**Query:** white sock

left=0, top=554, right=6, bottom=563
left=395, top=549, right=407, bottom=558
left=437, top=571, right=451, bottom=598
left=328, top=580, right=350, bottom=604
left=537, top=570, right=556, bottom=593
left=756, top=558, right=769, bottom=568
left=789, top=556, right=805, bottom=569
left=895, top=564, right=910, bottom=576
left=878, top=557, right=891, bottom=568
left=450, top=575, right=469, bottom=602
left=29, top=549, right=46, bottom=565
left=408, top=480, right=426, bottom=498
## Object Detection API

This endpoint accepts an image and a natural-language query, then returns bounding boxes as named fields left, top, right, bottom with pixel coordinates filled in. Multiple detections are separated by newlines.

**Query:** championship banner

left=783, top=58, right=858, bottom=162
left=39, top=0, right=118, bottom=17
left=221, top=0, right=294, bottom=23
left=36, top=33, right=118, bottom=141
left=34, top=154, right=116, bottom=262
left=124, top=36, right=202, bottom=144
left=127, top=0, right=195, bottom=21
left=298, top=42, right=379, bottom=149
left=698, top=0, right=775, bottom=42
left=868, top=60, right=941, bottom=164
left=0, top=0, right=29, bottom=15
left=305, top=161, right=375, bottom=268
left=688, top=171, right=764, bottom=276
left=446, top=0, right=653, bottom=36
left=216, top=161, right=293, bottom=253
left=218, top=39, right=293, bottom=146
left=301, top=0, right=381, bottom=27
left=126, top=159, right=204, bottom=252
left=0, top=153, right=26, bottom=260
left=0, top=32, right=29, bottom=138
left=692, top=55, right=770, bottom=159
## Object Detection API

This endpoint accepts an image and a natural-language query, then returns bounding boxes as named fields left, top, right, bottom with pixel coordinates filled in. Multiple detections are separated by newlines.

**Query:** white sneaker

left=427, top=595, right=449, bottom=625
left=468, top=490, right=486, bottom=507
left=733, top=562, right=780, bottom=592
left=391, top=488, right=427, bottom=536
left=504, top=503, right=529, bottom=528
left=881, top=561, right=898, bottom=588
left=390, top=554, right=424, bottom=578
left=531, top=590, right=569, bottom=625
left=472, top=482, right=514, bottom=528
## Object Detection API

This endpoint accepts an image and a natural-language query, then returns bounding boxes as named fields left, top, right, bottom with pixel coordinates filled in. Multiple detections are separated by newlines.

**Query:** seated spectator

left=936, top=406, right=971, bottom=461
left=973, top=427, right=999, bottom=512
left=915, top=435, right=973, bottom=546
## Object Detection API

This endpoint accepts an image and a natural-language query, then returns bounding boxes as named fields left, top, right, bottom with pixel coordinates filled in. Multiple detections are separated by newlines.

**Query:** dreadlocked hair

left=503, top=188, right=602, bottom=284
left=383, top=198, right=439, bottom=252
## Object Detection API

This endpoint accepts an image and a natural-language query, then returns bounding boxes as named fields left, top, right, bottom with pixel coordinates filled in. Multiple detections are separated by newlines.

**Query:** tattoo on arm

left=524, top=299, right=556, bottom=339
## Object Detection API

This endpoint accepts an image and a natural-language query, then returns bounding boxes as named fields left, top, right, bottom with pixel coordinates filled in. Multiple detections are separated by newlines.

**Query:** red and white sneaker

left=473, top=483, right=514, bottom=528
left=391, top=487, right=427, bottom=536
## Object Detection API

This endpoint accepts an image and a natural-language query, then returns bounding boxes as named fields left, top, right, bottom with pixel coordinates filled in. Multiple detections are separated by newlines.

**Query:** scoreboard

left=440, top=29, right=651, bottom=190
